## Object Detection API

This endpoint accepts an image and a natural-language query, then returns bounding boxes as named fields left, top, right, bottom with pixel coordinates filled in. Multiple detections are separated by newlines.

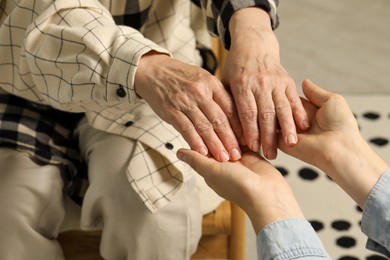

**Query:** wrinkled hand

left=135, top=52, right=243, bottom=162
left=223, top=8, right=309, bottom=159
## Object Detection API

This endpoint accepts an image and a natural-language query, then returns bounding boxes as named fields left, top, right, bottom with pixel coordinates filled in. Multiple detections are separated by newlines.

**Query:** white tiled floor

left=245, top=1, right=390, bottom=259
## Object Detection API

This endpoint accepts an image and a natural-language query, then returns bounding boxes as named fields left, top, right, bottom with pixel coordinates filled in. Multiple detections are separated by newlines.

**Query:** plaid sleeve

left=0, top=0, right=170, bottom=113
left=195, top=0, right=279, bottom=49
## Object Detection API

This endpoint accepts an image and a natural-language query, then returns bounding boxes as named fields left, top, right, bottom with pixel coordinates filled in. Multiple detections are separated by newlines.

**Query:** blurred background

left=245, top=0, right=390, bottom=259
left=276, top=0, right=390, bottom=94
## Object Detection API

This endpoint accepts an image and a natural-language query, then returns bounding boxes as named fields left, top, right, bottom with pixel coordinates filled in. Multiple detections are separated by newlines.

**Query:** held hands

left=175, top=78, right=387, bottom=234
left=224, top=8, right=309, bottom=160
left=135, top=8, right=310, bottom=162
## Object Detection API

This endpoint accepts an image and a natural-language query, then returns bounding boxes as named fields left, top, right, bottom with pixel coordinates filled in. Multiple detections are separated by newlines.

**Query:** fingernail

left=198, top=146, right=208, bottom=156
left=252, top=140, right=260, bottom=152
left=287, top=133, right=297, bottom=145
left=302, top=119, right=310, bottom=129
left=266, top=148, right=277, bottom=160
left=176, top=151, right=185, bottom=161
left=219, top=151, right=230, bottom=162
left=230, top=148, right=241, bottom=161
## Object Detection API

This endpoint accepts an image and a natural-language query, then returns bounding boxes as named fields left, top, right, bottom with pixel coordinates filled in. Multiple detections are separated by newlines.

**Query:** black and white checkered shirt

left=0, top=0, right=278, bottom=212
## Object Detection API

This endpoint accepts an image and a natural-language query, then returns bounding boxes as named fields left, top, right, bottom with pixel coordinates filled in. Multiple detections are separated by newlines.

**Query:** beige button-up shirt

left=0, top=0, right=278, bottom=212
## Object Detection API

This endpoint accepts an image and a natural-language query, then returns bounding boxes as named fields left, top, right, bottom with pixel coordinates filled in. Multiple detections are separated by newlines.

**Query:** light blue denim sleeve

left=256, top=218, right=331, bottom=259
left=361, top=168, right=390, bottom=258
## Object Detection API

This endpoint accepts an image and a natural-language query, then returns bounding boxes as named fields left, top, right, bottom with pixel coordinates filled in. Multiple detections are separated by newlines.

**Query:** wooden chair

left=191, top=201, right=246, bottom=259
left=58, top=200, right=246, bottom=260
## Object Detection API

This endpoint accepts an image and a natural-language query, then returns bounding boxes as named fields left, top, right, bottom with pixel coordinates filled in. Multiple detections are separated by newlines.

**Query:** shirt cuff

left=361, top=168, right=390, bottom=258
left=257, top=218, right=330, bottom=259
left=106, top=29, right=171, bottom=105
left=218, top=0, right=278, bottom=49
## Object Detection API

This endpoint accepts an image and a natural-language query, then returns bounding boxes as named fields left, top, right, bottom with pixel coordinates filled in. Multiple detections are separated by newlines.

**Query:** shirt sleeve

left=257, top=218, right=331, bottom=259
left=194, top=0, right=279, bottom=49
left=0, top=0, right=170, bottom=113
left=361, top=168, right=390, bottom=258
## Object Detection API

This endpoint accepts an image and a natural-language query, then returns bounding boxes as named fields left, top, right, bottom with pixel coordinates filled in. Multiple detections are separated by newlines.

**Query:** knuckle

left=194, top=119, right=213, bottom=133
left=184, top=82, right=206, bottom=99
left=178, top=120, right=196, bottom=133
left=232, top=77, right=247, bottom=90
left=211, top=114, right=228, bottom=128
left=275, top=103, right=290, bottom=116
left=256, top=74, right=271, bottom=89
left=224, top=106, right=237, bottom=119
left=175, top=92, right=192, bottom=104
left=289, top=97, right=301, bottom=108
left=259, top=109, right=276, bottom=123
left=257, top=75, right=268, bottom=86
left=191, top=83, right=207, bottom=97
left=190, top=76, right=218, bottom=97
left=240, top=109, right=258, bottom=121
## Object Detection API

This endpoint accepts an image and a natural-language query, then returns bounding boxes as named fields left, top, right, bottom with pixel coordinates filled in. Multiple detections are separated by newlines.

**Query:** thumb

left=302, top=79, right=332, bottom=108
left=176, top=148, right=215, bottom=178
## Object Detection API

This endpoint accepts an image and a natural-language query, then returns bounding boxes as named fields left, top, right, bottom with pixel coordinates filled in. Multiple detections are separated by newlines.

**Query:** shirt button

left=124, top=121, right=133, bottom=127
left=165, top=143, right=174, bottom=150
left=116, top=85, right=127, bottom=97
